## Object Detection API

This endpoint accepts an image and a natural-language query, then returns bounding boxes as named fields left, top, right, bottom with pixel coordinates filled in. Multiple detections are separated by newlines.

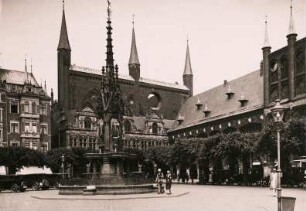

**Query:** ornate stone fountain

left=58, top=1, right=155, bottom=195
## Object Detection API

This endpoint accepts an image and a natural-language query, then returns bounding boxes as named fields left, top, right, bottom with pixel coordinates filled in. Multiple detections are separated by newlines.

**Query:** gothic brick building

left=168, top=8, right=305, bottom=143
left=0, top=65, right=51, bottom=151
left=51, top=4, right=192, bottom=150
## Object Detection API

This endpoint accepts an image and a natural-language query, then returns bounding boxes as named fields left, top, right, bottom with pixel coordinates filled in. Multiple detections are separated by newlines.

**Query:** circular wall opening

left=148, top=92, right=161, bottom=110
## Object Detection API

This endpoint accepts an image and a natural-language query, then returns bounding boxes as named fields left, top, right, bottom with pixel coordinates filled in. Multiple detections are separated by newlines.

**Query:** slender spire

left=24, top=55, right=29, bottom=83
left=263, top=16, right=270, bottom=48
left=44, top=81, right=47, bottom=92
left=106, top=0, right=114, bottom=67
left=30, top=58, right=33, bottom=74
left=129, top=14, right=140, bottom=65
left=288, top=0, right=296, bottom=35
left=58, top=0, right=71, bottom=50
left=183, top=38, right=193, bottom=75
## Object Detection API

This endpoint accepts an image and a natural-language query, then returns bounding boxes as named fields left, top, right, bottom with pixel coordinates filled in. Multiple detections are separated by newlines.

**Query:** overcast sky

left=0, top=0, right=305, bottom=99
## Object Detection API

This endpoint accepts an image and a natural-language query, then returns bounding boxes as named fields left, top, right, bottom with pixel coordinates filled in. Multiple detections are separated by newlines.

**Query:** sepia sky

left=0, top=0, right=305, bottom=98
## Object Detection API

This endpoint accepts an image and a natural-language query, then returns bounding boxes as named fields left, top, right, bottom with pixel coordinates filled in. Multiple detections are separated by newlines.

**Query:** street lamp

left=271, top=99, right=285, bottom=211
left=61, top=154, right=66, bottom=179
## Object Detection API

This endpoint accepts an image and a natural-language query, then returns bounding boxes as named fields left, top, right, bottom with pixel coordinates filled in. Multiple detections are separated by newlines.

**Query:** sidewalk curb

left=31, top=192, right=190, bottom=201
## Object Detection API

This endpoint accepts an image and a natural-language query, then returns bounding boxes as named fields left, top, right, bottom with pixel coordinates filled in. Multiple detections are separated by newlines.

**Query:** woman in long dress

left=166, top=170, right=172, bottom=194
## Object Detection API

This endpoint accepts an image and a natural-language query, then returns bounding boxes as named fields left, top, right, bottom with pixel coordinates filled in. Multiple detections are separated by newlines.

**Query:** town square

left=0, top=0, right=305, bottom=210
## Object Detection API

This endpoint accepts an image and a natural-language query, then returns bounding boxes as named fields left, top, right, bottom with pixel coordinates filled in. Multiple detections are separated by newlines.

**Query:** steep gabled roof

left=0, top=68, right=39, bottom=86
left=70, top=64, right=189, bottom=91
left=171, top=70, right=264, bottom=130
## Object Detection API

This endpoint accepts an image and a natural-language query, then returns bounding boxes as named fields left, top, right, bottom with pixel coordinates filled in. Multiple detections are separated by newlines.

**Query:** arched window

left=152, top=122, right=158, bottom=134
left=32, top=102, right=36, bottom=114
left=24, top=101, right=29, bottom=113
left=84, top=117, right=91, bottom=129
left=124, top=120, right=131, bottom=133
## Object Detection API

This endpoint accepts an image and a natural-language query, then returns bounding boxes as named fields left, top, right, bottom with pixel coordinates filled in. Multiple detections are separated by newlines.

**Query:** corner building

left=0, top=67, right=51, bottom=151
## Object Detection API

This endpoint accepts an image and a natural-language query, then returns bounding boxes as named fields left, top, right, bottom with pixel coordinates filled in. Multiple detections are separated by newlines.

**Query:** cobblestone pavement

left=0, top=184, right=305, bottom=211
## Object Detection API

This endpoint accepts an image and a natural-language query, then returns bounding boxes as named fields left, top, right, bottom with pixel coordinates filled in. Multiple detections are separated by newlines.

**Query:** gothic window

left=32, top=102, right=36, bottom=114
left=152, top=122, right=158, bottom=134
left=280, top=57, right=288, bottom=79
left=295, top=49, right=305, bottom=74
left=269, top=60, right=278, bottom=83
left=295, top=49, right=306, bottom=96
left=84, top=117, right=91, bottom=129
left=124, top=120, right=131, bottom=133
left=270, top=84, right=278, bottom=102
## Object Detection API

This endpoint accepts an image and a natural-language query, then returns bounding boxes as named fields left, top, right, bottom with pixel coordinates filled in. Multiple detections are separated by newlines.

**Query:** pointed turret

left=263, top=16, right=270, bottom=48
left=183, top=39, right=193, bottom=96
left=57, top=0, right=71, bottom=109
left=288, top=1, right=296, bottom=36
left=128, top=15, right=140, bottom=81
left=57, top=1, right=71, bottom=50
left=262, top=17, right=271, bottom=107
left=24, top=57, right=29, bottom=84
left=105, top=0, right=114, bottom=67
left=287, top=0, right=297, bottom=101
left=129, top=23, right=140, bottom=65
left=183, top=40, right=193, bottom=76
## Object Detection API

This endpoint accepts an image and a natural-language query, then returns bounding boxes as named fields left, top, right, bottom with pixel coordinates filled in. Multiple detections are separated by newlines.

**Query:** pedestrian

left=155, top=168, right=164, bottom=194
left=269, top=168, right=277, bottom=196
left=166, top=170, right=172, bottom=194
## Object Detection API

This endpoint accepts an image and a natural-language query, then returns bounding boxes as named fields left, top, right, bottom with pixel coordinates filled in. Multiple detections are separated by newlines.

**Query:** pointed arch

left=81, top=88, right=101, bottom=112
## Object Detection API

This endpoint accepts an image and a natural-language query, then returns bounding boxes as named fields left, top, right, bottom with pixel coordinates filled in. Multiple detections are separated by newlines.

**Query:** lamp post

left=61, top=154, right=66, bottom=179
left=271, top=99, right=285, bottom=211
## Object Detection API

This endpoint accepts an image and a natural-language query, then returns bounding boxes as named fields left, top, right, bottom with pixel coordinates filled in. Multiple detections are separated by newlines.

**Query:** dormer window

left=203, top=103, right=211, bottom=117
left=239, top=92, right=248, bottom=106
left=226, top=84, right=234, bottom=99
left=195, top=98, right=203, bottom=110
left=177, top=114, right=184, bottom=125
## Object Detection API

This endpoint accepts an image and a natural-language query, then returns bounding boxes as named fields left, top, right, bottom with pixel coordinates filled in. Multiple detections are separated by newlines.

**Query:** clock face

left=271, top=63, right=278, bottom=72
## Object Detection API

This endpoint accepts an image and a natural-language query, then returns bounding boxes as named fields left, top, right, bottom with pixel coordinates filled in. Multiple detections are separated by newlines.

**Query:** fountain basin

left=59, top=183, right=156, bottom=195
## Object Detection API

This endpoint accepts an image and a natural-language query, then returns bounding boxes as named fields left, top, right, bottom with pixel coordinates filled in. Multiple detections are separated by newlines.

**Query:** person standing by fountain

left=165, top=170, right=172, bottom=195
left=155, top=168, right=164, bottom=194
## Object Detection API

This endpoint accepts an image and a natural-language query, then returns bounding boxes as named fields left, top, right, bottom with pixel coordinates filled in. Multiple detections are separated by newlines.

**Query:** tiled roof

left=0, top=68, right=39, bottom=86
left=171, top=70, right=264, bottom=131
left=70, top=64, right=189, bottom=91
